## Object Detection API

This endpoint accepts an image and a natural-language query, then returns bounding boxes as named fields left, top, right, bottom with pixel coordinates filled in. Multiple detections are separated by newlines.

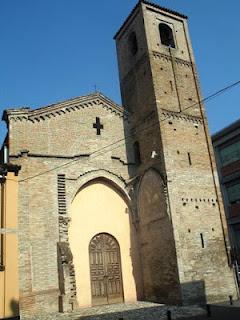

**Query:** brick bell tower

left=114, top=1, right=238, bottom=304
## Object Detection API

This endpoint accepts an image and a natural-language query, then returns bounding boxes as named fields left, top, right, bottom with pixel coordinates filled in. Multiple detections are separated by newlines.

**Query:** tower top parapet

left=114, top=0, right=187, bottom=40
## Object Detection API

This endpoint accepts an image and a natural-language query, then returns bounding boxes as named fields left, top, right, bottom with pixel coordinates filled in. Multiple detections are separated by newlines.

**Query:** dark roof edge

left=0, top=163, right=21, bottom=176
left=114, top=0, right=188, bottom=40
left=2, top=91, right=127, bottom=121
left=212, top=119, right=240, bottom=141
left=142, top=0, right=188, bottom=19
left=114, top=1, right=140, bottom=40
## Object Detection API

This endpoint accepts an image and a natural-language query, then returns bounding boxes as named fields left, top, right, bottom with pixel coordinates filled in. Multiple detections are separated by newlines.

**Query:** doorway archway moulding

left=68, top=169, right=130, bottom=204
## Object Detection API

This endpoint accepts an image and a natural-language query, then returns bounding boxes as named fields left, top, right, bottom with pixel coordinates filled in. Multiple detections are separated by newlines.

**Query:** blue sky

left=0, top=0, right=239, bottom=143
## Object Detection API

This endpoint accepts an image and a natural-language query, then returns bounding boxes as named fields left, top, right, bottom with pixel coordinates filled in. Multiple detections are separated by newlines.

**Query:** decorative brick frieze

left=152, top=51, right=192, bottom=68
left=10, top=152, right=90, bottom=159
left=3, top=93, right=128, bottom=123
left=161, top=109, right=203, bottom=124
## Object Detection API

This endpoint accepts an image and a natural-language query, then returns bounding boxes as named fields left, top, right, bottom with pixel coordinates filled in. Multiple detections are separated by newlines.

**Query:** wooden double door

left=89, top=233, right=124, bottom=306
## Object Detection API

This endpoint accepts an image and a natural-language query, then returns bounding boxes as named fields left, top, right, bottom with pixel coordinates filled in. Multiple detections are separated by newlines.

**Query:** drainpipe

left=0, top=167, right=7, bottom=319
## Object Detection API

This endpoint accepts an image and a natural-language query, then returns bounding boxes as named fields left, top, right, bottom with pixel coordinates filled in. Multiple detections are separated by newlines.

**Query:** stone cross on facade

left=93, top=117, right=104, bottom=135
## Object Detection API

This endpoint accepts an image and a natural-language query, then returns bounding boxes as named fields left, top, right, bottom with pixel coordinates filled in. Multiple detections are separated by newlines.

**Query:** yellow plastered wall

left=69, top=181, right=138, bottom=307
left=0, top=172, right=19, bottom=319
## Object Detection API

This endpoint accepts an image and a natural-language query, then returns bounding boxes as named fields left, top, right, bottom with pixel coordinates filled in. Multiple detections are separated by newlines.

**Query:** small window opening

left=3, top=144, right=9, bottom=164
left=187, top=152, right=192, bottom=166
left=159, top=23, right=175, bottom=48
left=128, top=32, right=138, bottom=56
left=200, top=233, right=205, bottom=248
left=133, top=141, right=141, bottom=165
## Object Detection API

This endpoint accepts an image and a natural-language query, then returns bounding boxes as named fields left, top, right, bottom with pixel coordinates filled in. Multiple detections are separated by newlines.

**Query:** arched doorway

left=69, top=179, right=140, bottom=307
left=89, top=233, right=124, bottom=306
left=138, top=169, right=181, bottom=303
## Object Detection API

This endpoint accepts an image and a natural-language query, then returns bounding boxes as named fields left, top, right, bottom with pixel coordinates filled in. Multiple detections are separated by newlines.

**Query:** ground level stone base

left=21, top=301, right=206, bottom=320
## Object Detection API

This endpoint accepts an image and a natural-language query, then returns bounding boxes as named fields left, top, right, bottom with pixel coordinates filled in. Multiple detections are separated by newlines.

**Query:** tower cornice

left=114, top=0, right=187, bottom=40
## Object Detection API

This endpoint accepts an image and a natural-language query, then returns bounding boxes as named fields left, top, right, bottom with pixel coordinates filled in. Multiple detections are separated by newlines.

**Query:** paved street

left=182, top=302, right=240, bottom=320
left=21, top=301, right=240, bottom=320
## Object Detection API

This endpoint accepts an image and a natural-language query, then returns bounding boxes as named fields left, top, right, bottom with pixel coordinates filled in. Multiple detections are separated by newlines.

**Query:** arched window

left=128, top=32, right=138, bottom=56
left=159, top=23, right=175, bottom=48
left=133, top=141, right=141, bottom=165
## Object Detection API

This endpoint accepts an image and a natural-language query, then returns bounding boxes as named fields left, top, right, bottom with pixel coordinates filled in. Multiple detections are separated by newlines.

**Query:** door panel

left=89, top=233, right=124, bottom=306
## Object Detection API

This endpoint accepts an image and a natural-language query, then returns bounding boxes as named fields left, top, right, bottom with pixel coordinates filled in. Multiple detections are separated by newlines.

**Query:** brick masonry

left=6, top=94, right=132, bottom=315
left=115, top=0, right=238, bottom=306
left=2, top=0, right=239, bottom=317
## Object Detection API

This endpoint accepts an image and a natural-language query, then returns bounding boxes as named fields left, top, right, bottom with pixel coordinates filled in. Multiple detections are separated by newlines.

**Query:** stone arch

left=159, top=23, right=175, bottom=48
left=137, top=168, right=181, bottom=304
left=70, top=169, right=130, bottom=205
left=135, top=168, right=166, bottom=219
left=68, top=176, right=141, bottom=307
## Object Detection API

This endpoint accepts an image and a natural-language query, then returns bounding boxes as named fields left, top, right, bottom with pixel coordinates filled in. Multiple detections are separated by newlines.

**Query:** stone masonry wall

left=8, top=94, right=133, bottom=315
left=115, top=1, right=238, bottom=304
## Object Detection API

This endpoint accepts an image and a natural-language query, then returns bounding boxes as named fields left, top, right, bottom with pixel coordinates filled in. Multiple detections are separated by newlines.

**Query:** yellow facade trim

left=0, top=169, right=20, bottom=319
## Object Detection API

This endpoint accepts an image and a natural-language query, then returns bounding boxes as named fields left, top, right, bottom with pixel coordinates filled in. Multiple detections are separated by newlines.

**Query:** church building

left=0, top=1, right=238, bottom=318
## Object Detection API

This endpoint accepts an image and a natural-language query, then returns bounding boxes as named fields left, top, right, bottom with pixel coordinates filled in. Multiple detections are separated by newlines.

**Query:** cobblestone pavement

left=22, top=301, right=206, bottom=320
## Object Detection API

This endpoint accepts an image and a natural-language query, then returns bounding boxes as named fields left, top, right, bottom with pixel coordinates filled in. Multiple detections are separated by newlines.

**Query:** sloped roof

left=3, top=92, right=128, bottom=123
left=212, top=119, right=240, bottom=142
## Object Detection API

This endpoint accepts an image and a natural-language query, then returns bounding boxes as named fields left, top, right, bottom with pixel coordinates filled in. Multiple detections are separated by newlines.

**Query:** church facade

left=0, top=0, right=238, bottom=318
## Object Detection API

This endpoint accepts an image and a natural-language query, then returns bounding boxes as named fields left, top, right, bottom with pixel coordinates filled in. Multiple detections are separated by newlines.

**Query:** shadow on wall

left=9, top=298, right=20, bottom=319
left=136, top=168, right=182, bottom=304
left=97, top=179, right=145, bottom=302
left=181, top=280, right=206, bottom=305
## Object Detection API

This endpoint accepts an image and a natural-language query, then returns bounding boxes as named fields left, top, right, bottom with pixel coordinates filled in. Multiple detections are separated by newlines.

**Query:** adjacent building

left=212, top=119, right=240, bottom=262
left=0, top=164, right=21, bottom=319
